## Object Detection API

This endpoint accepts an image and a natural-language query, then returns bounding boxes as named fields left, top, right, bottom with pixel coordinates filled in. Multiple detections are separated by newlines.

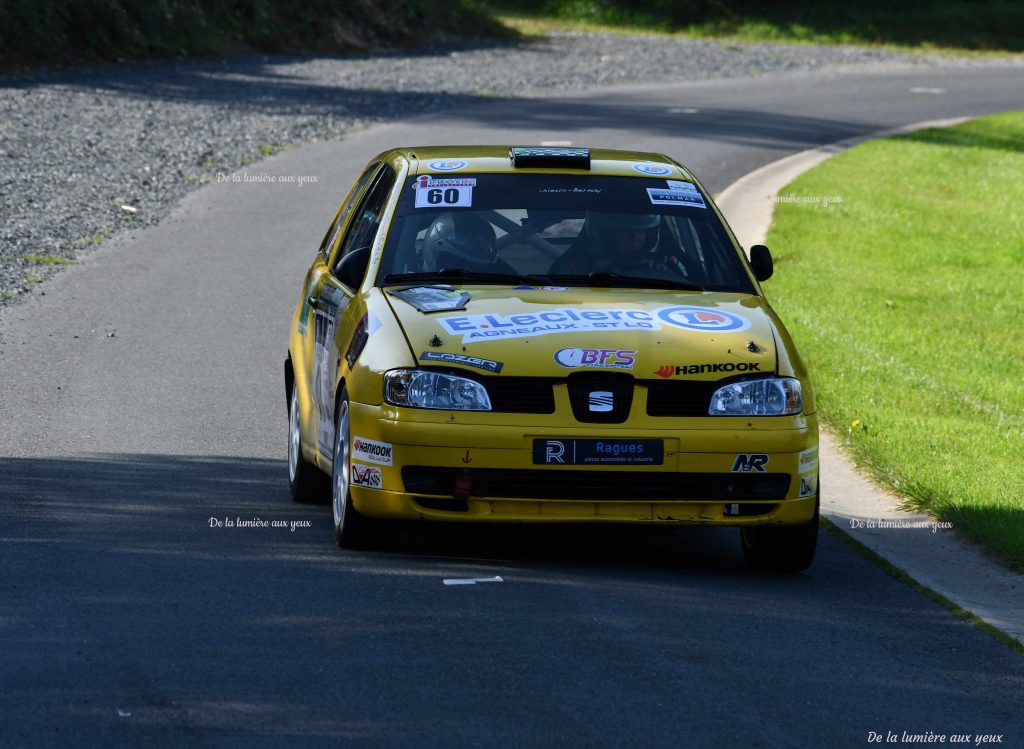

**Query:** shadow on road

left=3, top=453, right=1022, bottom=745
left=2, top=52, right=882, bottom=153
left=0, top=452, right=754, bottom=574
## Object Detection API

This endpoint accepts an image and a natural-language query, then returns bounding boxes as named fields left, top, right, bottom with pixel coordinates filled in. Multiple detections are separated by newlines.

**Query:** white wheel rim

left=288, top=387, right=300, bottom=483
left=332, top=402, right=350, bottom=530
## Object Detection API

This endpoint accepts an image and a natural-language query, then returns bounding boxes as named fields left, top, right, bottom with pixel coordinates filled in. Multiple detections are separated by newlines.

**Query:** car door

left=296, top=163, right=380, bottom=459
left=312, top=163, right=397, bottom=462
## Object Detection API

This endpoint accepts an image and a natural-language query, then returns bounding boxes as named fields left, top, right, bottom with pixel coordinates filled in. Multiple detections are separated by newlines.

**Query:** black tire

left=331, top=389, right=397, bottom=550
left=740, top=492, right=819, bottom=572
left=288, top=382, right=327, bottom=504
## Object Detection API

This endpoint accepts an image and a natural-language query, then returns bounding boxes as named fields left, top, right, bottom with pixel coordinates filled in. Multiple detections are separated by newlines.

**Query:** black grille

left=567, top=372, right=633, bottom=423
left=643, top=379, right=717, bottom=417
left=402, top=467, right=790, bottom=502
left=485, top=376, right=556, bottom=413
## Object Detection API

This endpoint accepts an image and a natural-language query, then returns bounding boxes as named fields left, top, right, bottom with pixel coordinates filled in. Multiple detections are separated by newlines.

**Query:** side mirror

left=749, top=244, right=773, bottom=282
left=336, top=246, right=370, bottom=290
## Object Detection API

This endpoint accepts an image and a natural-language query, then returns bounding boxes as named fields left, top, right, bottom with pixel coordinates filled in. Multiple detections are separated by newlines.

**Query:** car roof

left=383, top=146, right=698, bottom=181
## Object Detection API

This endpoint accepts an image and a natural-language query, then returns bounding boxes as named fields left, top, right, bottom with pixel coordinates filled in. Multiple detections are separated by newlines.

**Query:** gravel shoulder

left=0, top=31, right=1017, bottom=306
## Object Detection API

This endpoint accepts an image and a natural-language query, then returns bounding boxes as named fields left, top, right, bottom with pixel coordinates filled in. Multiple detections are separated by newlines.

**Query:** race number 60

left=415, top=185, right=473, bottom=208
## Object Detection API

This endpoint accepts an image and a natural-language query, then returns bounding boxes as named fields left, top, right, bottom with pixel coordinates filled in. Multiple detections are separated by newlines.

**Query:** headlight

left=384, top=369, right=492, bottom=411
left=709, top=377, right=802, bottom=416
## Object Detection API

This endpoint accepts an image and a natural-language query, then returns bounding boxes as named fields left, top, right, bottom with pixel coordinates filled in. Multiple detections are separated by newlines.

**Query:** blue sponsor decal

left=657, top=306, right=751, bottom=333
left=428, top=159, right=468, bottom=172
left=633, top=163, right=672, bottom=176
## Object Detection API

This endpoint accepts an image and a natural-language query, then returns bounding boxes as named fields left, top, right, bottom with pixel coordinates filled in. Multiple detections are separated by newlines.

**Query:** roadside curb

left=716, top=119, right=1024, bottom=647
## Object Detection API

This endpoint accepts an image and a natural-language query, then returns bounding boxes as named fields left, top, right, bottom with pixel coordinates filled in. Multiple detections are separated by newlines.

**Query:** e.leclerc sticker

left=427, top=159, right=468, bottom=172
left=657, top=306, right=751, bottom=333
left=438, top=307, right=658, bottom=343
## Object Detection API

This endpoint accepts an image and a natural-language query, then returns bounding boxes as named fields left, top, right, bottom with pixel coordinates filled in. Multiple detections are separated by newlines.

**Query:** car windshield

left=377, top=173, right=754, bottom=293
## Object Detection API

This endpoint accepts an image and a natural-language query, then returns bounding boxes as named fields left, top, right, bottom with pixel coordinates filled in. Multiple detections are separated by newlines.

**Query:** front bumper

left=345, top=401, right=819, bottom=526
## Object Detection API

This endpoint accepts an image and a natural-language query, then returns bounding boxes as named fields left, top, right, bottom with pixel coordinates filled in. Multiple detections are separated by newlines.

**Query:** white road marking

left=442, top=576, right=504, bottom=586
left=668, top=107, right=700, bottom=114
left=540, top=140, right=573, bottom=146
left=910, top=87, right=945, bottom=94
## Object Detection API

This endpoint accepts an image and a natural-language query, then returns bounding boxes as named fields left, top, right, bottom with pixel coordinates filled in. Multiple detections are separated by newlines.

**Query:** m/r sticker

left=732, top=454, right=769, bottom=473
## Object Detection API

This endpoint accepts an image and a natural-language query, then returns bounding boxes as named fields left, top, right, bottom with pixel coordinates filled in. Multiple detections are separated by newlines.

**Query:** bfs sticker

left=414, top=175, right=475, bottom=208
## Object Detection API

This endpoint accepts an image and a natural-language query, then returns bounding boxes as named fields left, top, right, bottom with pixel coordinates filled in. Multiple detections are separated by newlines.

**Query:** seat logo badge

left=588, top=391, right=614, bottom=412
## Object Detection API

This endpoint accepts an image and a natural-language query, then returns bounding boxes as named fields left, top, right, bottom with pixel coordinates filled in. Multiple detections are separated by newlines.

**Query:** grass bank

left=0, top=0, right=510, bottom=73
left=763, top=112, right=1024, bottom=569
left=485, top=0, right=1024, bottom=53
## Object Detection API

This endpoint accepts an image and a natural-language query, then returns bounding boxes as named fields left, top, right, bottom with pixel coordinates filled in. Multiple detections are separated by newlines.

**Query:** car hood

left=384, top=286, right=778, bottom=380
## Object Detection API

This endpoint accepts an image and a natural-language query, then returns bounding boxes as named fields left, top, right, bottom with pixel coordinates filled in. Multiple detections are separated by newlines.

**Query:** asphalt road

left=2, top=65, right=1023, bottom=747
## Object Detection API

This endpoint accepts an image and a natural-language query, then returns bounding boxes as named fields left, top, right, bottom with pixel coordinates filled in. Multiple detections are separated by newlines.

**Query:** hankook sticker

left=352, top=436, right=393, bottom=466
left=654, top=362, right=762, bottom=377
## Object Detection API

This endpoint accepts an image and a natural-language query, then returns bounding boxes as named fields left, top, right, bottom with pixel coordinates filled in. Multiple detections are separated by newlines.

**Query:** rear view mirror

left=749, top=244, right=773, bottom=282
left=336, top=246, right=370, bottom=289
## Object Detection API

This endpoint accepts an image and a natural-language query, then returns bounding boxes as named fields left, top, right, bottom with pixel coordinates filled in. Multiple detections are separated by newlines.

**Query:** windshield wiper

left=553, top=272, right=704, bottom=291
left=383, top=269, right=554, bottom=286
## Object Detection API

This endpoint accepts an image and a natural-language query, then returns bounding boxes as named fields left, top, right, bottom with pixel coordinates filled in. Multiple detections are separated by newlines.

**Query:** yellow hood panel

left=386, top=287, right=777, bottom=380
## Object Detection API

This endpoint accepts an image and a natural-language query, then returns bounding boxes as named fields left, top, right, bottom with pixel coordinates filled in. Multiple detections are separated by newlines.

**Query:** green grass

left=257, top=143, right=287, bottom=158
left=763, top=111, right=1024, bottom=570
left=20, top=254, right=76, bottom=265
left=486, top=0, right=1024, bottom=53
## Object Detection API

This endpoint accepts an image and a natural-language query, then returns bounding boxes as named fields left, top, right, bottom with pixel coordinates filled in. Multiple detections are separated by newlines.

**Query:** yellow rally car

left=285, top=146, right=819, bottom=571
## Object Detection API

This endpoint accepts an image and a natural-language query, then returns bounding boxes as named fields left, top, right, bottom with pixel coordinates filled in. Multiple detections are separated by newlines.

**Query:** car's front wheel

left=740, top=492, right=819, bottom=572
left=331, top=389, right=396, bottom=549
left=289, top=382, right=326, bottom=503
